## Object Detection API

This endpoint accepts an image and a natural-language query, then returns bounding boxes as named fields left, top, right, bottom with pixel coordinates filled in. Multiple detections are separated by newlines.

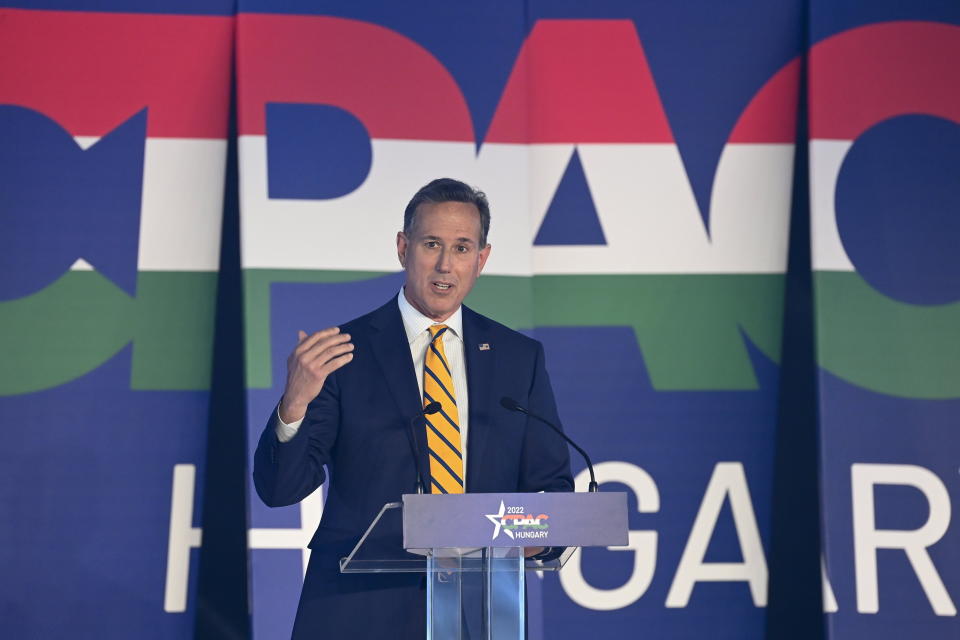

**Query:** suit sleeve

left=253, top=371, right=341, bottom=508
left=518, top=342, right=574, bottom=493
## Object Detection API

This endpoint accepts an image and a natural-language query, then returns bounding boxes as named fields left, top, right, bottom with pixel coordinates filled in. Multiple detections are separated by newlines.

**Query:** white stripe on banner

left=239, top=136, right=794, bottom=275
left=139, top=138, right=227, bottom=271
left=73, top=136, right=226, bottom=272
left=810, top=139, right=856, bottom=272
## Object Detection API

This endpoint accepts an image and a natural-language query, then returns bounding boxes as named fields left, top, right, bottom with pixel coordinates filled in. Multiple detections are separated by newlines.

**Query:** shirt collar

left=397, top=288, right=463, bottom=343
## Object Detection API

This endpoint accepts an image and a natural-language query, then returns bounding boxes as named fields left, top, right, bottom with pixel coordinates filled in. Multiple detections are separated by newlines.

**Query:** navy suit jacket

left=253, top=297, right=573, bottom=638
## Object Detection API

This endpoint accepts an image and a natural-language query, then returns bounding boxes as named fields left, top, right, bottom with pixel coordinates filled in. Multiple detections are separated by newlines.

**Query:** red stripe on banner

left=484, top=20, right=674, bottom=143
left=237, top=14, right=474, bottom=141
left=809, top=21, right=960, bottom=140
left=0, top=9, right=232, bottom=139
left=728, top=58, right=801, bottom=143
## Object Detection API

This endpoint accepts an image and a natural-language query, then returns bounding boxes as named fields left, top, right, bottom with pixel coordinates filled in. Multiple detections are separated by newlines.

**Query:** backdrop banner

left=807, top=4, right=960, bottom=639
left=237, top=2, right=802, bottom=638
left=0, top=5, right=232, bottom=637
left=4, top=2, right=957, bottom=639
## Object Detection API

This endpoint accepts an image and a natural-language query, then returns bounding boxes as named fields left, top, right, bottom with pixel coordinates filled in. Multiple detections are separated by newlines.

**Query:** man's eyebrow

left=420, top=235, right=476, bottom=244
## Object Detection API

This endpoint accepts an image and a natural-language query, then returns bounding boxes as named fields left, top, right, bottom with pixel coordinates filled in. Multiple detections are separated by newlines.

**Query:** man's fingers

left=302, top=341, right=355, bottom=373
left=283, top=328, right=350, bottom=409
left=297, top=330, right=308, bottom=342
left=294, top=326, right=340, bottom=355
left=320, top=351, right=354, bottom=375
left=298, top=332, right=352, bottom=362
left=317, top=341, right=355, bottom=366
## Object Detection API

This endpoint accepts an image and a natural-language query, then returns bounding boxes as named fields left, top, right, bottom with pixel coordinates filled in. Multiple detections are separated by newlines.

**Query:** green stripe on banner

left=814, top=271, right=960, bottom=399
left=0, top=271, right=216, bottom=395
left=131, top=272, right=217, bottom=390
left=531, top=274, right=784, bottom=390
left=243, top=270, right=784, bottom=391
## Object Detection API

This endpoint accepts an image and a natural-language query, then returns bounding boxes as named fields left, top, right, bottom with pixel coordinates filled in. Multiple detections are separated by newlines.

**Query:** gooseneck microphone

left=500, top=397, right=599, bottom=492
left=408, top=402, right=442, bottom=494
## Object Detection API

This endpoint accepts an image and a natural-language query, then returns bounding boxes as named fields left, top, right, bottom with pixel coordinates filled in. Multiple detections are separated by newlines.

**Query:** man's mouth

left=432, top=281, right=453, bottom=291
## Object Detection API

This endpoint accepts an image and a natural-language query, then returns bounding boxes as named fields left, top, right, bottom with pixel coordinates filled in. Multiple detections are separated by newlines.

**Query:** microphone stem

left=407, top=414, right=427, bottom=495
left=522, top=410, right=599, bottom=493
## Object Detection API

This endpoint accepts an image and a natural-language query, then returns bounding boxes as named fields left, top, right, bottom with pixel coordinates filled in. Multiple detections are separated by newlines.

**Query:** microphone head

left=424, top=401, right=442, bottom=415
left=500, top=397, right=522, bottom=412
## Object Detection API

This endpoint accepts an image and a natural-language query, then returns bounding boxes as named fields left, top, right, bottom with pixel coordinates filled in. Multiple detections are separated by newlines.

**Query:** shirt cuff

left=275, top=406, right=304, bottom=443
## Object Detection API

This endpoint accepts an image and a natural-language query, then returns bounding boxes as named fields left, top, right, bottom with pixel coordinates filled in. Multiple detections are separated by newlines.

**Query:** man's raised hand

left=278, top=327, right=354, bottom=424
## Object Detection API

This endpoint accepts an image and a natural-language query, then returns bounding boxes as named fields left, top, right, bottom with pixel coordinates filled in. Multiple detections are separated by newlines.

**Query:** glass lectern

left=340, top=492, right=627, bottom=640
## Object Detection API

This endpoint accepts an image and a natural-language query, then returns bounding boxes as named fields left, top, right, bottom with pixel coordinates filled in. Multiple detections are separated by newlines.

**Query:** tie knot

left=429, top=324, right=448, bottom=342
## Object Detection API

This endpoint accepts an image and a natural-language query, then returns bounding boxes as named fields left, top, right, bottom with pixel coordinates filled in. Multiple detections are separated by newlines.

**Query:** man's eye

left=424, top=241, right=439, bottom=248
left=456, top=245, right=469, bottom=253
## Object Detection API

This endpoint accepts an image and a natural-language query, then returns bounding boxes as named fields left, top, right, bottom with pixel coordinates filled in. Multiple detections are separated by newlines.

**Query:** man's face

left=397, top=200, right=491, bottom=322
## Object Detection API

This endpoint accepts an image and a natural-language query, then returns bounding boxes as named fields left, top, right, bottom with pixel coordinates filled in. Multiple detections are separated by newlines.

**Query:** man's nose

left=435, top=248, right=452, bottom=272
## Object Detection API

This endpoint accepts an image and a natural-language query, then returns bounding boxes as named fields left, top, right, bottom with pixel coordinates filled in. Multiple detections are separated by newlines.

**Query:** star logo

left=485, top=500, right=514, bottom=540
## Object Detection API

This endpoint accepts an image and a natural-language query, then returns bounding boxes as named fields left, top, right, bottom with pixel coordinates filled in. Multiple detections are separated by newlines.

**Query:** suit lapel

left=366, top=299, right=430, bottom=489
left=462, top=305, right=496, bottom=491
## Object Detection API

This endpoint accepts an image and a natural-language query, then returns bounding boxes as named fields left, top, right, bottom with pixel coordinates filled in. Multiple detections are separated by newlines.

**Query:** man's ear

left=396, top=231, right=408, bottom=268
left=478, top=243, right=492, bottom=273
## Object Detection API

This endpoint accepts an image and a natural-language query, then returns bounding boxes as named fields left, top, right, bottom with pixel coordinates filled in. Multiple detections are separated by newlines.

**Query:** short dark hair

left=403, top=178, right=491, bottom=247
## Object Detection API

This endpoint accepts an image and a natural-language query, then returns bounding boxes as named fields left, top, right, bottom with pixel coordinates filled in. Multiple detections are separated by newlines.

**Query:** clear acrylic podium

left=340, top=492, right=628, bottom=639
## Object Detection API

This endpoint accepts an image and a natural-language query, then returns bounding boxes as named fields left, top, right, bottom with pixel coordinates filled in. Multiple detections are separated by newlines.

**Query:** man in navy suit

left=254, top=178, right=573, bottom=638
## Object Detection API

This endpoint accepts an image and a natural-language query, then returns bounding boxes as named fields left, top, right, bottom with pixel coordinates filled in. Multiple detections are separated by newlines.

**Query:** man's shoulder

left=332, top=299, right=542, bottom=354
left=336, top=298, right=399, bottom=334
left=462, top=305, right=541, bottom=353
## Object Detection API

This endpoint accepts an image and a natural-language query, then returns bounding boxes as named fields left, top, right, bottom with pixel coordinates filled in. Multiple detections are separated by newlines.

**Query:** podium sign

left=402, top=492, right=628, bottom=550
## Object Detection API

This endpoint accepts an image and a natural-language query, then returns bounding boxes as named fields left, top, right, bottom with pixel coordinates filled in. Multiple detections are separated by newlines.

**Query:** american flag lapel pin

left=478, top=343, right=490, bottom=351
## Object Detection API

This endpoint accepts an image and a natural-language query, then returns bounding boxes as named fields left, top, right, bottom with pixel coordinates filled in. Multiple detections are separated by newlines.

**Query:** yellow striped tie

left=423, top=324, right=464, bottom=494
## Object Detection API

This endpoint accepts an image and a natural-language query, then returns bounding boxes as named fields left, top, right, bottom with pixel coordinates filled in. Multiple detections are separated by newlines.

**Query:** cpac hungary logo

left=485, top=501, right=550, bottom=541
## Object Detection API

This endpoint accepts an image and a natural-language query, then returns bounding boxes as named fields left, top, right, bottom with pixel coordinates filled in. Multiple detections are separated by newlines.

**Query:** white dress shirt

left=275, top=289, right=471, bottom=478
